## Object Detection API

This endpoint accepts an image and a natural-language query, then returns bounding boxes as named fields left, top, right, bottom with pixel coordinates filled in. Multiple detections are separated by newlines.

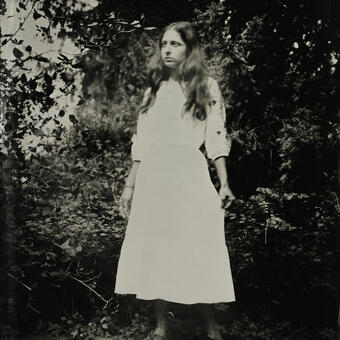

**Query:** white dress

left=114, top=77, right=235, bottom=304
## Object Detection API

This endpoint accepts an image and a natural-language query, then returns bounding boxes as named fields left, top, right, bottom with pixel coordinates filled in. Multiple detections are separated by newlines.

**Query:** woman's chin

left=164, top=64, right=177, bottom=69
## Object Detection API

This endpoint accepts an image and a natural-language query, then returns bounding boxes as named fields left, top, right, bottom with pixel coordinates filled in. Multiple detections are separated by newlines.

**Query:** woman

left=114, top=21, right=235, bottom=340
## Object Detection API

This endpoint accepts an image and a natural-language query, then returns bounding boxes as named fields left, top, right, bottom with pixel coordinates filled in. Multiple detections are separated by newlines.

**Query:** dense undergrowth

left=1, top=117, right=337, bottom=339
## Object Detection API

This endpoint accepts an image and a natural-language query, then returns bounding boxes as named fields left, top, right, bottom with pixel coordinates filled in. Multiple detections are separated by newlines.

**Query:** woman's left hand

left=219, top=184, right=235, bottom=209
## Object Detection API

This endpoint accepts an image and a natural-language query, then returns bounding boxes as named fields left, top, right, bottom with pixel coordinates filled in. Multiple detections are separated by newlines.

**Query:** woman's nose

left=164, top=45, right=171, bottom=54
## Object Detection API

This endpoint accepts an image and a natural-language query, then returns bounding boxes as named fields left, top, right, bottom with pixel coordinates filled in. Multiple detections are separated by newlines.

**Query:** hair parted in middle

left=139, top=21, right=212, bottom=120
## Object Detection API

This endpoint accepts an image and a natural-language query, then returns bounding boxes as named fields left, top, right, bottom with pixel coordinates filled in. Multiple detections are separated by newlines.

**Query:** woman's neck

left=169, top=75, right=180, bottom=82
left=168, top=68, right=182, bottom=82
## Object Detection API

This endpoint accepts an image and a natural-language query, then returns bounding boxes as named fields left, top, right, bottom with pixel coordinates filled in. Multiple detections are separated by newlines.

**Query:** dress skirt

left=114, top=142, right=235, bottom=304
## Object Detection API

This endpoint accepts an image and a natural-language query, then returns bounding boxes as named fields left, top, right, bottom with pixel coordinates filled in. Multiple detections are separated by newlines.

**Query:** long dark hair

left=140, top=21, right=211, bottom=120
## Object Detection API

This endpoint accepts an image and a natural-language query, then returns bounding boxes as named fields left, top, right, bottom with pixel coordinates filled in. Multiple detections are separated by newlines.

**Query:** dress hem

left=114, top=291, right=236, bottom=305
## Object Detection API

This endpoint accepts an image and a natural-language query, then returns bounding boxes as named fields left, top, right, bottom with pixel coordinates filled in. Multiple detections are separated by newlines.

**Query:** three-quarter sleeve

left=204, top=78, right=231, bottom=160
left=131, top=88, right=151, bottom=161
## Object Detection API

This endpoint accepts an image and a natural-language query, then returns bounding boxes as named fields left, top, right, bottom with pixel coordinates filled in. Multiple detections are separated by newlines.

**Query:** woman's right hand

left=118, top=186, right=134, bottom=219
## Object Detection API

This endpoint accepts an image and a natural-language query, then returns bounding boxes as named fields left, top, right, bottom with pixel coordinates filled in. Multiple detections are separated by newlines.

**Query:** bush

left=225, top=188, right=339, bottom=327
left=5, top=119, right=134, bottom=334
left=193, top=1, right=338, bottom=329
left=194, top=1, right=338, bottom=193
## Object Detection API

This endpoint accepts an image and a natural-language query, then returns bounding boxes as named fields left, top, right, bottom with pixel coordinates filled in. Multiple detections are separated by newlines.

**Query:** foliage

left=0, top=1, right=154, bottom=333
left=193, top=5, right=339, bottom=327
left=39, top=309, right=151, bottom=339
left=194, top=1, right=338, bottom=193
left=0, top=0, right=339, bottom=337
left=0, top=0, right=156, bottom=160
left=225, top=188, right=339, bottom=324
left=8, top=118, right=339, bottom=335
left=222, top=311, right=337, bottom=340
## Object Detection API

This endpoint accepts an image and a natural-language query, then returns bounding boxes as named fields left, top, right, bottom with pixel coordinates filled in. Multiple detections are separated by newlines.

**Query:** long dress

left=114, top=76, right=235, bottom=304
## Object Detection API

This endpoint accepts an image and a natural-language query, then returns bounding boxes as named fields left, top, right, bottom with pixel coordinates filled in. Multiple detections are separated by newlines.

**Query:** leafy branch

left=3, top=0, right=39, bottom=46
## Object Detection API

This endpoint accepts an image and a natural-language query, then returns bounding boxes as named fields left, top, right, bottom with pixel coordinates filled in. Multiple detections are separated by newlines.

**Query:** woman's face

left=161, top=29, right=187, bottom=70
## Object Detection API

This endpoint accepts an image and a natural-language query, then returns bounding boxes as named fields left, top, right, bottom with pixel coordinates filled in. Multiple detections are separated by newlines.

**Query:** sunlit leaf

left=59, top=239, right=70, bottom=249
left=65, top=248, right=76, bottom=257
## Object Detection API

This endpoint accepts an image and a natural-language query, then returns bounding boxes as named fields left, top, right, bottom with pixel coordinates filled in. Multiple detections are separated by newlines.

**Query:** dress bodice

left=132, top=77, right=231, bottom=161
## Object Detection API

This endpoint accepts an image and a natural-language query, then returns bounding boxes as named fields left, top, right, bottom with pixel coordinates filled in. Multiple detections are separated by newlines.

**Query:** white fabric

left=131, top=77, right=231, bottom=161
left=115, top=77, right=235, bottom=304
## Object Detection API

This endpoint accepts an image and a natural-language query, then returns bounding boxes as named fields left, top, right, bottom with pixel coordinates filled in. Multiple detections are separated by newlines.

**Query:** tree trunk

left=0, top=97, right=20, bottom=339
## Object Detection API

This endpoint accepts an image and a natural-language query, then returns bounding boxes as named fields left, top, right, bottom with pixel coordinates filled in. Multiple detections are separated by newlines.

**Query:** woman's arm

left=124, top=160, right=140, bottom=188
left=214, top=156, right=235, bottom=208
left=118, top=160, right=140, bottom=218
left=117, top=88, right=151, bottom=218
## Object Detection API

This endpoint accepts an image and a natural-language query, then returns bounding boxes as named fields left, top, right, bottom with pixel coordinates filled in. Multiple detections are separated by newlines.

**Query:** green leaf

left=28, top=79, right=37, bottom=90
left=32, top=128, right=45, bottom=137
left=58, top=53, right=70, bottom=62
left=65, top=248, right=76, bottom=257
left=77, top=98, right=84, bottom=106
left=50, top=271, right=65, bottom=277
left=46, top=85, right=54, bottom=96
left=44, top=144, right=52, bottom=152
left=71, top=62, right=83, bottom=69
left=35, top=56, right=49, bottom=63
left=13, top=47, right=23, bottom=59
left=69, top=114, right=78, bottom=124
left=44, top=73, right=52, bottom=84
left=33, top=10, right=42, bottom=19
left=43, top=8, right=52, bottom=18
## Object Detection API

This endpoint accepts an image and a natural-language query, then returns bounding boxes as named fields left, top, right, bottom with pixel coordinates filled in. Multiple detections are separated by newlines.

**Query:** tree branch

left=7, top=272, right=32, bottom=291
left=4, top=0, right=39, bottom=46
left=66, top=273, right=114, bottom=309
